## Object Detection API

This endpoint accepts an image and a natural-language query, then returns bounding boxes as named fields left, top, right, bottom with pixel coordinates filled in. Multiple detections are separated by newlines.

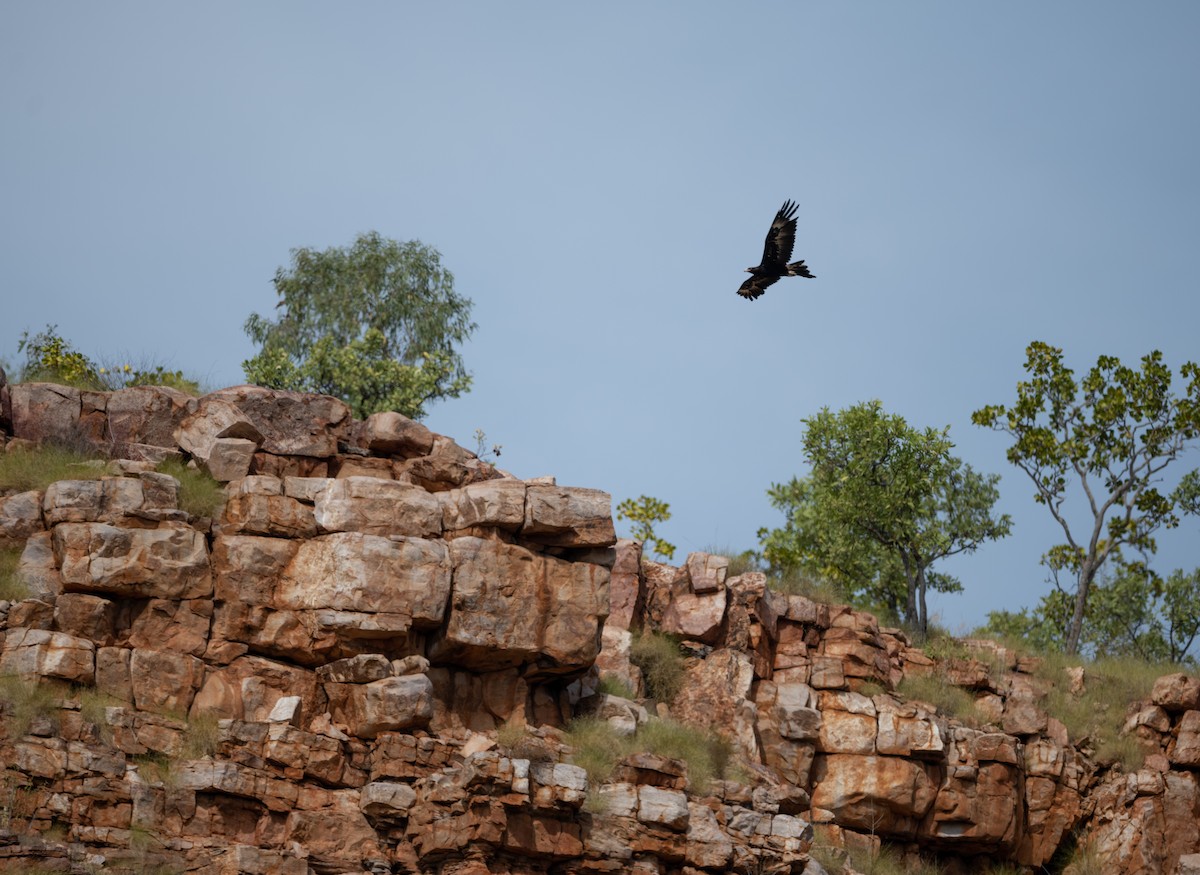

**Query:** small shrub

left=0, top=548, right=29, bottom=602
left=18, top=325, right=103, bottom=389
left=0, top=443, right=105, bottom=493
left=629, top=630, right=685, bottom=703
left=155, top=459, right=224, bottom=519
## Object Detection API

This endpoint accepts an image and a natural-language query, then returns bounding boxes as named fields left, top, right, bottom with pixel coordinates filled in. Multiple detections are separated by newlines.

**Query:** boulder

left=52, top=521, right=212, bottom=599
left=203, top=385, right=350, bottom=457
left=326, top=674, right=435, bottom=738
left=353, top=411, right=434, bottom=458
left=0, top=627, right=95, bottom=683
left=313, top=476, right=443, bottom=537
left=106, top=385, right=195, bottom=455
left=521, top=484, right=616, bottom=547
left=811, top=753, right=939, bottom=837
left=0, top=489, right=44, bottom=548
left=431, top=537, right=609, bottom=676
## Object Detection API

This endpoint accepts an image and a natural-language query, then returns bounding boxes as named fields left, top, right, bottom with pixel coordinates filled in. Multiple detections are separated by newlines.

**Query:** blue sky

left=3, top=2, right=1199, bottom=634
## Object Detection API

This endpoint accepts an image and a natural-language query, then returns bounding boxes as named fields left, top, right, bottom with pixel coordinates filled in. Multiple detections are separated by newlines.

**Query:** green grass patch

left=0, top=443, right=105, bottom=493
left=0, top=547, right=29, bottom=602
left=0, top=674, right=62, bottom=739
left=895, top=674, right=980, bottom=726
left=596, top=674, right=637, bottom=700
left=564, top=714, right=737, bottom=793
left=1033, top=654, right=1171, bottom=770
left=629, top=630, right=685, bottom=703
left=155, top=459, right=225, bottom=519
left=765, top=568, right=846, bottom=604
left=76, top=687, right=123, bottom=744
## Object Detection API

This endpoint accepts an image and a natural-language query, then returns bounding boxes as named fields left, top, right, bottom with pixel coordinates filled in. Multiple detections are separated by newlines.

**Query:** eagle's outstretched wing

left=737, top=273, right=780, bottom=301
left=758, top=199, right=799, bottom=270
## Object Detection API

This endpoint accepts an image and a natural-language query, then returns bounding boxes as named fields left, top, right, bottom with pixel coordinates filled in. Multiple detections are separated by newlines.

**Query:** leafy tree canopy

left=973, top=341, right=1200, bottom=654
left=765, top=400, right=1010, bottom=637
left=243, top=231, right=475, bottom=420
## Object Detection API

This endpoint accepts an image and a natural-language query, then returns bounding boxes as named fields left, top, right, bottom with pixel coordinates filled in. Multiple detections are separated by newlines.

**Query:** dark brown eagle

left=737, top=199, right=815, bottom=300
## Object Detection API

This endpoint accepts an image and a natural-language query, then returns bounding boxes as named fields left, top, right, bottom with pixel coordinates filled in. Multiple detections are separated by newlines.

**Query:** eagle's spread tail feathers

left=786, top=260, right=815, bottom=279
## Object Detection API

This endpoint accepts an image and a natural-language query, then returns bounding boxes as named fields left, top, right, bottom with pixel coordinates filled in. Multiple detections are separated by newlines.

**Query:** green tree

left=243, top=231, right=475, bottom=419
left=982, top=559, right=1200, bottom=664
left=973, top=341, right=1200, bottom=654
left=758, top=475, right=964, bottom=623
left=617, top=495, right=676, bottom=561
left=794, top=400, right=1011, bottom=637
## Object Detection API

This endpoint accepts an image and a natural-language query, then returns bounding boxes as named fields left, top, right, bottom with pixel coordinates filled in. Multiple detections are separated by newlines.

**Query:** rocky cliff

left=1, top=379, right=1199, bottom=874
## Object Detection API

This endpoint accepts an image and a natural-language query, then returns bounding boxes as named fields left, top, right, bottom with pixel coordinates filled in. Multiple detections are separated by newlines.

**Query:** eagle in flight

left=737, top=199, right=815, bottom=300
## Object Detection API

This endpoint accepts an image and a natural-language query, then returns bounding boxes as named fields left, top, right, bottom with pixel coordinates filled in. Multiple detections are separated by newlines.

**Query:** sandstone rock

left=174, top=396, right=264, bottom=463
left=314, top=475, right=443, bottom=537
left=686, top=801, right=735, bottom=868
left=53, top=521, right=212, bottom=599
left=328, top=667, right=436, bottom=739
left=220, top=476, right=317, bottom=538
left=130, top=647, right=203, bottom=713
left=432, top=537, right=608, bottom=676
left=204, top=437, right=258, bottom=482
left=685, top=551, right=729, bottom=594
left=530, top=761, right=588, bottom=808
left=16, top=531, right=62, bottom=598
left=875, top=697, right=944, bottom=759
left=811, top=754, right=939, bottom=837
left=106, top=385, right=195, bottom=454
left=595, top=624, right=644, bottom=699
left=0, top=627, right=95, bottom=683
left=96, top=646, right=133, bottom=702
left=661, top=584, right=727, bottom=645
left=607, top=539, right=645, bottom=631
left=1171, top=710, right=1200, bottom=768
left=402, top=434, right=494, bottom=492
left=203, top=385, right=351, bottom=457
left=439, top=478, right=527, bottom=532
left=0, top=363, right=9, bottom=433
left=522, top=484, right=616, bottom=547
left=360, top=780, right=418, bottom=816
left=0, top=489, right=44, bottom=548
left=276, top=532, right=452, bottom=635
left=817, top=690, right=877, bottom=755
left=11, top=383, right=87, bottom=445
left=43, top=475, right=184, bottom=525
left=52, top=592, right=116, bottom=644
left=637, top=785, right=690, bottom=830
left=127, top=598, right=213, bottom=658
left=353, top=411, right=434, bottom=458
left=672, top=649, right=759, bottom=762
left=1152, top=673, right=1200, bottom=713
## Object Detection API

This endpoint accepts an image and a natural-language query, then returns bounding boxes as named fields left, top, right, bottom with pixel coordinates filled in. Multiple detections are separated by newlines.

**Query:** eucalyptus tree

left=973, top=341, right=1200, bottom=654
left=786, top=400, right=1010, bottom=637
left=243, top=231, right=475, bottom=420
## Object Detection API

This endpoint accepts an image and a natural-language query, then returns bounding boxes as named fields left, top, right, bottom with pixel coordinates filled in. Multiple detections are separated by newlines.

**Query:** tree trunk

left=1065, top=560, right=1098, bottom=655
left=917, top=565, right=929, bottom=639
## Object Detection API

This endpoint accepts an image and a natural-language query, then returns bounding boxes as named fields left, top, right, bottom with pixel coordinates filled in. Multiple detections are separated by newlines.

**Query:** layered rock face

left=0, top=382, right=1198, bottom=874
